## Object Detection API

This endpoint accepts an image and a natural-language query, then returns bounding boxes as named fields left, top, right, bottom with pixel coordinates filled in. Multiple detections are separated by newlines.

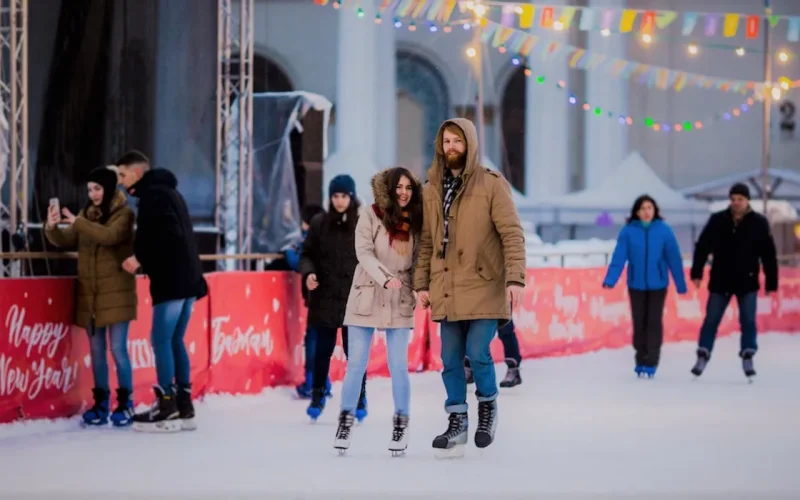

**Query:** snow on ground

left=1, top=334, right=799, bottom=499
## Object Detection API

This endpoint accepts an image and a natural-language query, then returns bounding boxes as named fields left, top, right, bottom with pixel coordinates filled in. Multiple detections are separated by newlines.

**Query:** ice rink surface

left=1, top=333, right=799, bottom=499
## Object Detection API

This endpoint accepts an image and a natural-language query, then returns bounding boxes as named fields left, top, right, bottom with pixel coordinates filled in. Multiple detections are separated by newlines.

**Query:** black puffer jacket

left=300, top=210, right=359, bottom=328
left=129, top=168, right=208, bottom=305
left=690, top=208, right=778, bottom=294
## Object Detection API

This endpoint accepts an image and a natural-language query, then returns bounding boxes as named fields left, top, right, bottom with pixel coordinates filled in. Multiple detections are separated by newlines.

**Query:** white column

left=324, top=0, right=379, bottom=204
left=583, top=0, right=628, bottom=188
left=374, top=19, right=397, bottom=171
left=524, top=25, right=570, bottom=200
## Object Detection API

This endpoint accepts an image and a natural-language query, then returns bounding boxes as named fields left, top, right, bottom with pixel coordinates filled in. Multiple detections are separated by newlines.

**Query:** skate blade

left=336, top=448, right=348, bottom=456
left=181, top=418, right=197, bottom=431
left=132, top=419, right=182, bottom=433
left=390, top=448, right=407, bottom=457
left=434, top=444, right=466, bottom=459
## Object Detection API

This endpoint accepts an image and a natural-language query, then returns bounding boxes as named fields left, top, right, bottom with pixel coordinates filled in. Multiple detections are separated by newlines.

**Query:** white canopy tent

left=519, top=152, right=709, bottom=225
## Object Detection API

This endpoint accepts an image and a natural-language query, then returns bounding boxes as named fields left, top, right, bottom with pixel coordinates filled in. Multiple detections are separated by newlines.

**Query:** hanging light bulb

left=778, top=51, right=789, bottom=62
left=771, top=86, right=782, bottom=100
left=735, top=47, right=745, bottom=56
left=466, top=47, right=477, bottom=58
left=641, top=34, right=653, bottom=44
left=600, top=29, right=611, bottom=37
left=553, top=21, right=564, bottom=31
left=687, top=44, right=698, bottom=55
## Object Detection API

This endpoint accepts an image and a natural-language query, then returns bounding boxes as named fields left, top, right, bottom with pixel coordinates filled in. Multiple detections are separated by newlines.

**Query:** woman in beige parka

left=334, top=166, right=423, bottom=456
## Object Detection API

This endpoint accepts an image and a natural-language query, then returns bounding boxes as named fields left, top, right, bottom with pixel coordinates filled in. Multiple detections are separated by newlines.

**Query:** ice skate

left=306, top=387, right=326, bottom=422
left=474, top=400, right=498, bottom=448
left=81, top=388, right=110, bottom=427
left=132, top=386, right=182, bottom=433
left=499, top=359, right=521, bottom=388
left=109, top=388, right=134, bottom=428
left=634, top=365, right=644, bottom=378
left=389, top=414, right=409, bottom=457
left=741, top=349, right=756, bottom=382
left=432, top=412, right=468, bottom=459
left=691, top=348, right=710, bottom=377
left=176, top=384, right=197, bottom=431
left=641, top=366, right=657, bottom=379
left=334, top=411, right=354, bottom=455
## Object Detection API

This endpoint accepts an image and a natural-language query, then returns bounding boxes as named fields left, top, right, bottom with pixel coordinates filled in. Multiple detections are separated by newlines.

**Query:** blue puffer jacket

left=603, top=219, right=688, bottom=293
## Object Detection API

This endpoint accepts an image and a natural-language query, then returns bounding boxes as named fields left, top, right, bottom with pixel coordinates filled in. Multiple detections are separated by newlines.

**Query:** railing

left=1, top=250, right=798, bottom=278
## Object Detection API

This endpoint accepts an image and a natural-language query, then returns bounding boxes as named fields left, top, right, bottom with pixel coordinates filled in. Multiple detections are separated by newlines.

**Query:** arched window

left=500, top=66, right=526, bottom=194
left=396, top=50, right=450, bottom=179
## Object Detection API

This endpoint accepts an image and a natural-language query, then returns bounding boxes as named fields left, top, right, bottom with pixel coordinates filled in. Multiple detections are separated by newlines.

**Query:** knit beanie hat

left=729, top=182, right=750, bottom=199
left=88, top=167, right=119, bottom=196
left=329, top=174, right=356, bottom=198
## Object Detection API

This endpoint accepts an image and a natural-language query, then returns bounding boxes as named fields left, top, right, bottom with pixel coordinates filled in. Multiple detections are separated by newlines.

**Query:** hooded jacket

left=44, top=190, right=138, bottom=328
left=343, top=168, right=422, bottom=329
left=413, top=118, right=526, bottom=326
left=128, top=168, right=208, bottom=305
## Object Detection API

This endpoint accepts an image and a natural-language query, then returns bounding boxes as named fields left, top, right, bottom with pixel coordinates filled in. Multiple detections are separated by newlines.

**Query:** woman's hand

left=46, top=205, right=60, bottom=229
left=306, top=273, right=319, bottom=291
left=61, top=207, right=77, bottom=225
left=384, top=277, right=402, bottom=289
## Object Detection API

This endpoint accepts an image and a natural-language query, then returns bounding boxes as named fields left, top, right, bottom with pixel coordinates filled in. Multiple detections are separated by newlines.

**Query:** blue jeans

left=698, top=291, right=758, bottom=355
left=441, top=319, right=498, bottom=413
left=151, top=298, right=195, bottom=393
left=341, top=326, right=411, bottom=416
left=89, top=321, right=133, bottom=391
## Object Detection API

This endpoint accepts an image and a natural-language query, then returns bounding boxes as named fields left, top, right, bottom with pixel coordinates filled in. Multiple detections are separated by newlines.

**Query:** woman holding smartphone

left=45, top=167, right=138, bottom=427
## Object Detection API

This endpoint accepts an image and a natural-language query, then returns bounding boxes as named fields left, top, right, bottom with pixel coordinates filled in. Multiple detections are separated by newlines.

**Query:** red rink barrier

left=1, top=268, right=798, bottom=423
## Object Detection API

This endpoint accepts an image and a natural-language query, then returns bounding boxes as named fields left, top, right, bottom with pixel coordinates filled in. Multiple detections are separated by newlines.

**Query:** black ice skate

left=691, top=347, right=711, bottom=377
left=475, top=400, right=498, bottom=448
left=132, top=385, right=181, bottom=433
left=499, top=359, right=522, bottom=388
left=176, top=384, right=196, bottom=431
left=389, top=414, right=409, bottom=457
left=432, top=412, right=468, bottom=459
left=741, top=349, right=756, bottom=382
left=333, top=410, right=354, bottom=454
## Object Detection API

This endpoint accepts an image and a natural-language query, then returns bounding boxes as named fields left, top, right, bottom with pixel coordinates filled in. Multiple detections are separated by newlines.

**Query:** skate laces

left=392, top=415, right=408, bottom=441
left=444, top=413, right=465, bottom=438
left=336, top=412, right=354, bottom=440
left=477, top=402, right=495, bottom=432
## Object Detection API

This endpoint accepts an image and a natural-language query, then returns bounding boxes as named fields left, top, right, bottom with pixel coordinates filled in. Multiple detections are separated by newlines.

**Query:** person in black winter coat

left=689, top=183, right=778, bottom=379
left=117, top=150, right=208, bottom=432
left=300, top=174, right=368, bottom=421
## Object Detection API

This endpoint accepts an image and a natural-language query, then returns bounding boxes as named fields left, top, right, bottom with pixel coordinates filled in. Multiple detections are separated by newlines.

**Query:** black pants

left=312, top=326, right=366, bottom=397
left=464, top=319, right=522, bottom=367
left=628, top=288, right=667, bottom=367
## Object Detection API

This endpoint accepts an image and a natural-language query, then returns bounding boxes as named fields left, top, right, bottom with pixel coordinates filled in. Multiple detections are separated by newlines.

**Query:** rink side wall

left=1, top=268, right=799, bottom=423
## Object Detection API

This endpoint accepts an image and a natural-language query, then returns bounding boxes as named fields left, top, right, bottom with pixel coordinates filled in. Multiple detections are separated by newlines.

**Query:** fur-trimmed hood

left=370, top=167, right=423, bottom=211
left=84, top=189, right=128, bottom=222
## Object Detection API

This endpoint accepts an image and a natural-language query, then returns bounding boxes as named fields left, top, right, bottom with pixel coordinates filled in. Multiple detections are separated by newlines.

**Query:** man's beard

left=445, top=151, right=467, bottom=170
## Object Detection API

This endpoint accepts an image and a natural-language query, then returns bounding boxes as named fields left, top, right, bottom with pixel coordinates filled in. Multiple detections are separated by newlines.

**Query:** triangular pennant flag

left=655, top=11, right=677, bottom=29
left=681, top=13, right=698, bottom=35
left=579, top=8, right=595, bottom=30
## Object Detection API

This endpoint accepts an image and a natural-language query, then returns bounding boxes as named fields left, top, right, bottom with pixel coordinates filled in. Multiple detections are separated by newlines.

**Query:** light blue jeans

left=89, top=321, right=133, bottom=391
left=340, top=326, right=411, bottom=416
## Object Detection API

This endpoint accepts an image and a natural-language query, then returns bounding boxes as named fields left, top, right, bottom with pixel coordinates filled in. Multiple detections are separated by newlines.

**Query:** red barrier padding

left=1, top=267, right=798, bottom=424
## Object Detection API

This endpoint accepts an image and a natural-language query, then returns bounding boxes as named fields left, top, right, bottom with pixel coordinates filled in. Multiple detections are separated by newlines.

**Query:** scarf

left=440, top=169, right=463, bottom=258
left=372, top=204, right=411, bottom=251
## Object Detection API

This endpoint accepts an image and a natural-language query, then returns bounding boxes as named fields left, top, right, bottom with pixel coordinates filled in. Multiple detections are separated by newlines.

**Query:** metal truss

left=216, top=0, right=254, bottom=270
left=0, top=0, right=28, bottom=277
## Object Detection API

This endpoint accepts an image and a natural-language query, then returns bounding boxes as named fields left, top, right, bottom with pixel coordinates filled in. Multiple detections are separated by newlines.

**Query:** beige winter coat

left=343, top=170, right=420, bottom=329
left=413, top=117, right=526, bottom=326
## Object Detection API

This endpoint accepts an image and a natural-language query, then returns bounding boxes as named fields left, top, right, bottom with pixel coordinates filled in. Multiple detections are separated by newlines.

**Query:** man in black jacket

left=689, top=183, right=778, bottom=379
left=116, top=150, right=208, bottom=432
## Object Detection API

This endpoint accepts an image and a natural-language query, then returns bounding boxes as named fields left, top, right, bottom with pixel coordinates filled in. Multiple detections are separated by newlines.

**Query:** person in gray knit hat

left=690, top=182, right=778, bottom=381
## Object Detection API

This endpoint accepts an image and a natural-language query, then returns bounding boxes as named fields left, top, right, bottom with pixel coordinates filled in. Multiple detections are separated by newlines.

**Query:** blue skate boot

left=306, top=387, right=326, bottom=421
left=295, top=372, right=313, bottom=399
left=641, top=366, right=657, bottom=379
left=82, top=388, right=110, bottom=427
left=634, top=365, right=644, bottom=377
left=355, top=392, right=368, bottom=423
left=109, top=388, right=134, bottom=427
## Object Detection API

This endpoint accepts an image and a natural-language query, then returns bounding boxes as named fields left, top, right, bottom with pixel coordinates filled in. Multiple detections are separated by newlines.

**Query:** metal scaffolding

left=216, top=0, right=254, bottom=270
left=0, top=0, right=28, bottom=277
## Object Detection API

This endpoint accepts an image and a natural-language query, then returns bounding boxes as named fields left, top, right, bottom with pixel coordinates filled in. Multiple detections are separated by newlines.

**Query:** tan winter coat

left=413, top=117, right=526, bottom=326
left=343, top=169, right=420, bottom=329
left=44, top=190, right=138, bottom=329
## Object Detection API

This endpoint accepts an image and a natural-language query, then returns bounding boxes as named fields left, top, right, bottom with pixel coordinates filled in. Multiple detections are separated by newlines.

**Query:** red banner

left=1, top=267, right=798, bottom=424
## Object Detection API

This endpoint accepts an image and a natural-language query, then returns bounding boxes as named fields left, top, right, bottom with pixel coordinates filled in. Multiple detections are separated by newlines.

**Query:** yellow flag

left=619, top=9, right=637, bottom=33
left=723, top=13, right=740, bottom=38
left=519, top=5, right=535, bottom=29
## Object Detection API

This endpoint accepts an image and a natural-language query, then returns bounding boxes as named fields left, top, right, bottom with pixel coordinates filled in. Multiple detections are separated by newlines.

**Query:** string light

left=736, top=47, right=746, bottom=56
left=641, top=34, right=653, bottom=44
left=600, top=29, right=611, bottom=37
left=466, top=47, right=477, bottom=58
left=778, top=51, right=789, bottom=62
left=687, top=44, right=698, bottom=55
left=553, top=21, right=564, bottom=31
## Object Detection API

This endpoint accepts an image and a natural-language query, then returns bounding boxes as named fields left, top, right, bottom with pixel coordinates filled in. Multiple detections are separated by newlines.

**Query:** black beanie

left=729, top=182, right=750, bottom=199
left=329, top=174, right=356, bottom=198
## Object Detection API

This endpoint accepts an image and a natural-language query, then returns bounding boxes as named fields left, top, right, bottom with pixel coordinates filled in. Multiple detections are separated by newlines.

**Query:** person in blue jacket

left=602, top=194, right=688, bottom=378
left=285, top=204, right=330, bottom=399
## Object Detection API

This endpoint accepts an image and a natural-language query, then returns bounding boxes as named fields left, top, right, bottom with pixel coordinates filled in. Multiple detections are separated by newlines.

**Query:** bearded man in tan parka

left=414, top=118, right=526, bottom=457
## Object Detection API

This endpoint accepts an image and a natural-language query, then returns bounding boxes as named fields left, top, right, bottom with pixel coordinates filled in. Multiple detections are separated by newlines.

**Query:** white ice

left=1, top=334, right=799, bottom=499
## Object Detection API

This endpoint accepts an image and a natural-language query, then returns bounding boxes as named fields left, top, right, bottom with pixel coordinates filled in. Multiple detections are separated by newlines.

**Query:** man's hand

left=416, top=290, right=430, bottom=309
left=306, top=273, right=319, bottom=291
left=122, top=256, right=140, bottom=274
left=385, top=277, right=402, bottom=289
left=507, top=285, right=525, bottom=312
